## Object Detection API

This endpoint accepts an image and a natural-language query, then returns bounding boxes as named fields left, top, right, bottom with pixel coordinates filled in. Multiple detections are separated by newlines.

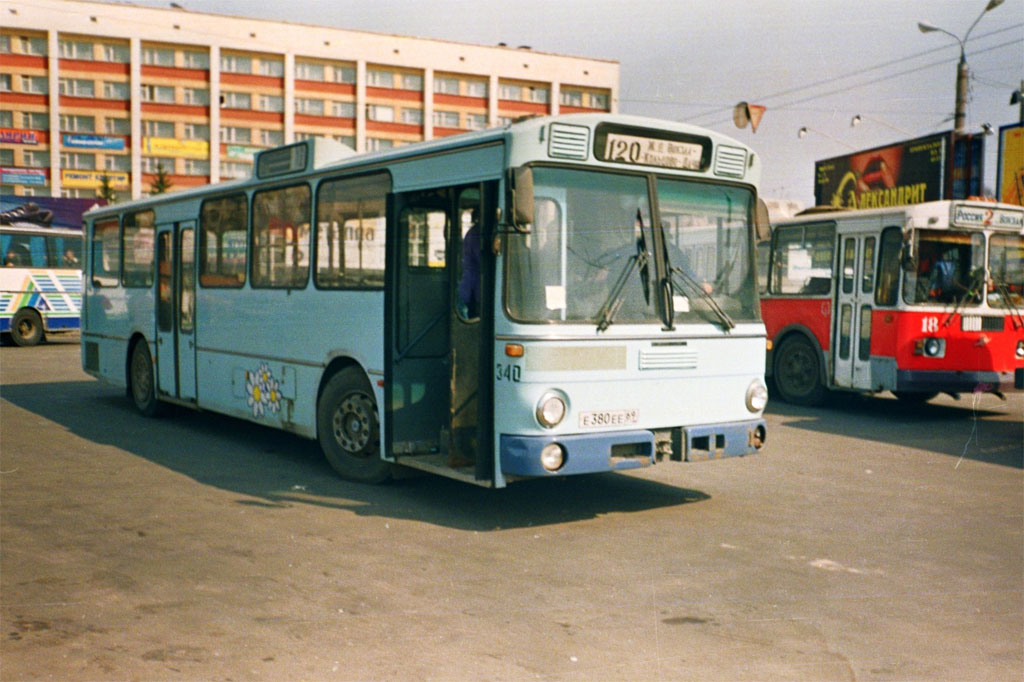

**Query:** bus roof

left=777, top=199, right=1024, bottom=232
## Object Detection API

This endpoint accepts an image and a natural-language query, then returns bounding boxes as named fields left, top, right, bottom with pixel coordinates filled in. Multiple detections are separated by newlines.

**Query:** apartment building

left=0, top=0, right=618, bottom=199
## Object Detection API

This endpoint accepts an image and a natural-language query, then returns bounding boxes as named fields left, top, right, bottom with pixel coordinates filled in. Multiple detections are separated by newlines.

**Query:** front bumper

left=896, top=369, right=1019, bottom=394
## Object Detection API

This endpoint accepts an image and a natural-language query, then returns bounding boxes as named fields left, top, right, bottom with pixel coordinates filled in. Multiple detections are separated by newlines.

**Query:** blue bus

left=81, top=114, right=770, bottom=487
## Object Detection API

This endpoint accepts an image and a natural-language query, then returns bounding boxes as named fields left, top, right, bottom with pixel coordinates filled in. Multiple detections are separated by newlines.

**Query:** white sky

left=132, top=0, right=1024, bottom=207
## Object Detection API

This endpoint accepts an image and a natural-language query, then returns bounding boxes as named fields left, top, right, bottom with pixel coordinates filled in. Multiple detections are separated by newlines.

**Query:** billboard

left=997, top=123, right=1023, bottom=206
left=814, top=133, right=947, bottom=209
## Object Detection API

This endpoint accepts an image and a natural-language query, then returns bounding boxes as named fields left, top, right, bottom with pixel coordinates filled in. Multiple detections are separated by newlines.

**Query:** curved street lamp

left=918, top=0, right=1004, bottom=133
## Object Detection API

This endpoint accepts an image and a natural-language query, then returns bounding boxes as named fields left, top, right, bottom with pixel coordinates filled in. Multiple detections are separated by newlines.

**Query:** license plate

left=579, top=408, right=639, bottom=428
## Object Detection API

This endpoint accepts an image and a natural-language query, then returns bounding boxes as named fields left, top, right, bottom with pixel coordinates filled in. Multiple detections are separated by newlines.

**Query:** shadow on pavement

left=765, top=392, right=1022, bottom=469
left=1, top=380, right=710, bottom=530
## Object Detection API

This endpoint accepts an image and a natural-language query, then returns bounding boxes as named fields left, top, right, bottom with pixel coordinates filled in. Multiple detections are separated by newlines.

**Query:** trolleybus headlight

left=1017, top=340, right=1024, bottom=359
left=540, top=442, right=566, bottom=472
left=536, top=392, right=567, bottom=428
left=746, top=379, right=769, bottom=413
left=914, top=337, right=946, bottom=358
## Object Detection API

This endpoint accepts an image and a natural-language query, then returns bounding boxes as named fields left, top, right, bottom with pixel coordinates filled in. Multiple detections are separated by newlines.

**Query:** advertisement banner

left=63, top=134, right=126, bottom=151
left=143, top=137, right=209, bottom=159
left=1, top=167, right=47, bottom=185
left=225, top=144, right=262, bottom=161
left=814, top=133, right=947, bottom=209
left=60, top=170, right=130, bottom=189
left=0, top=129, right=39, bottom=145
left=997, top=123, right=1024, bottom=206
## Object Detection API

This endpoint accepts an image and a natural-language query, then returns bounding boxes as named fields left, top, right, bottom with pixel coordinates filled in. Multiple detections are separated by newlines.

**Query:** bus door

left=155, top=222, right=197, bottom=402
left=833, top=224, right=879, bottom=390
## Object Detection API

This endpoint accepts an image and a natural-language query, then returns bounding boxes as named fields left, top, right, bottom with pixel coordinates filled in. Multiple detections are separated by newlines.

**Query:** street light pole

left=918, top=0, right=1004, bottom=134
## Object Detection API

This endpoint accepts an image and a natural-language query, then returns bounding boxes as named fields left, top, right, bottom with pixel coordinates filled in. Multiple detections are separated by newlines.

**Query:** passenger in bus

left=63, top=248, right=79, bottom=267
left=928, top=248, right=958, bottom=302
left=457, top=209, right=481, bottom=321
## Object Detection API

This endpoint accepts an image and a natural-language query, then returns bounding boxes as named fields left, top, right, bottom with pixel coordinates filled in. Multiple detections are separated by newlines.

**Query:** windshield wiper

left=670, top=267, right=735, bottom=331
left=596, top=210, right=651, bottom=332
left=992, top=277, right=1024, bottom=329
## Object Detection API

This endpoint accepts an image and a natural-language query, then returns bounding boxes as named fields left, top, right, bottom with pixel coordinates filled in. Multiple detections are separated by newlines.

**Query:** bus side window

left=874, top=227, right=902, bottom=306
left=314, top=172, right=389, bottom=289
left=91, top=218, right=121, bottom=286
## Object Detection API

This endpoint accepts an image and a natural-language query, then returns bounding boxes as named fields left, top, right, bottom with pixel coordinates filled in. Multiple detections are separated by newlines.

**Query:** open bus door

left=385, top=182, right=497, bottom=485
left=155, top=221, right=197, bottom=402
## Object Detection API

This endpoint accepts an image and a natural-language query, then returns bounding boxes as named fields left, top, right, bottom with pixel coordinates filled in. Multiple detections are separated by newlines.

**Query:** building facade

left=0, top=0, right=618, bottom=199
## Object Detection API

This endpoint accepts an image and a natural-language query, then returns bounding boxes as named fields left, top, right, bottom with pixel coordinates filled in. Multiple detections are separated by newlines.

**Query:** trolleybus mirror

left=900, top=233, right=916, bottom=271
left=755, top=198, right=771, bottom=242
left=511, top=166, right=534, bottom=232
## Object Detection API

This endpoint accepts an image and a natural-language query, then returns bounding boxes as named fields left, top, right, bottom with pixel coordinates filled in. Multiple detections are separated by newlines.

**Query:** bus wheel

left=774, top=335, right=825, bottom=406
left=893, top=391, right=938, bottom=403
left=317, top=368, right=390, bottom=483
left=129, top=341, right=162, bottom=417
left=10, top=309, right=44, bottom=347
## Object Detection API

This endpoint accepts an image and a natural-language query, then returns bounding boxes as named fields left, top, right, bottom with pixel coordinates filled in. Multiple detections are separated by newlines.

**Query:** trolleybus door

left=155, top=222, right=197, bottom=402
left=833, top=225, right=878, bottom=390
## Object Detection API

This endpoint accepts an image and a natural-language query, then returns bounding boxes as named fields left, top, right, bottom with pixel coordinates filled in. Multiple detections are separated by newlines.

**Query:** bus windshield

left=505, top=166, right=757, bottom=325
left=902, top=229, right=984, bottom=306
left=988, top=233, right=1024, bottom=309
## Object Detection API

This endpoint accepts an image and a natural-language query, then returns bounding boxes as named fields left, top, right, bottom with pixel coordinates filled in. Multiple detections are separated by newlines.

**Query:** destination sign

left=601, top=132, right=704, bottom=170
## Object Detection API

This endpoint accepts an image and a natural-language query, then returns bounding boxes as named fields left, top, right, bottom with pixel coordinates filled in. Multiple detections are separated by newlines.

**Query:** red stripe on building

left=141, top=103, right=209, bottom=117
left=60, top=96, right=130, bottom=111
left=294, top=114, right=355, bottom=129
left=220, top=109, right=284, bottom=124
left=499, top=100, right=548, bottom=114
left=0, top=54, right=46, bottom=69
left=141, top=65, right=209, bottom=81
left=295, top=80, right=356, bottom=96
left=434, top=94, right=487, bottom=109
left=366, top=87, right=423, bottom=103
left=220, top=72, right=284, bottom=88
left=367, top=120, right=423, bottom=135
left=59, top=59, right=129, bottom=75
left=2, top=92, right=49, bottom=106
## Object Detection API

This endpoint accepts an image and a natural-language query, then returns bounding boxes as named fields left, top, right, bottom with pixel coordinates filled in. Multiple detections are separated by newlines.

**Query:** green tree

left=149, top=162, right=173, bottom=195
left=96, top=173, right=118, bottom=203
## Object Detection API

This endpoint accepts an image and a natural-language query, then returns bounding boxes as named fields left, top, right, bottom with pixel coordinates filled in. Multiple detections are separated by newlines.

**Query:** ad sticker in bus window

left=545, top=285, right=566, bottom=310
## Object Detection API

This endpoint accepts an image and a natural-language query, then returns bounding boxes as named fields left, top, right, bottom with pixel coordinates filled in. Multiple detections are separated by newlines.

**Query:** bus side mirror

left=755, top=198, right=771, bottom=242
left=900, top=235, right=916, bottom=272
left=511, top=166, right=534, bottom=232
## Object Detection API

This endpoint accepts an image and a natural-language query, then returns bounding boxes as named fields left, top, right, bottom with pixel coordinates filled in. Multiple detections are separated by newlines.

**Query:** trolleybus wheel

left=129, top=340, right=162, bottom=417
left=773, top=335, right=826, bottom=406
left=10, top=309, right=43, bottom=347
left=317, top=367, right=390, bottom=483
left=893, top=391, right=938, bottom=403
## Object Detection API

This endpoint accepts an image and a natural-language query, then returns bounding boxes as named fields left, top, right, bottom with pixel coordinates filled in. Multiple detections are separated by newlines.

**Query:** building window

left=251, top=184, right=311, bottom=289
left=590, top=92, right=609, bottom=110
left=466, top=113, right=487, bottom=131
left=101, top=43, right=130, bottom=63
left=61, top=152, right=96, bottom=170
left=258, top=95, right=283, bottom=113
left=295, top=132, right=316, bottom=142
left=296, top=62, right=324, bottom=81
left=184, top=159, right=210, bottom=176
left=21, top=75, right=48, bottom=94
left=59, top=39, right=94, bottom=60
left=401, top=108, right=423, bottom=125
left=219, top=161, right=250, bottom=180
left=104, top=154, right=130, bottom=172
left=59, top=78, right=96, bottom=98
left=141, top=157, right=174, bottom=174
left=433, top=110, right=460, bottom=128
left=141, top=84, right=175, bottom=103
left=183, top=87, right=209, bottom=105
left=23, top=112, right=50, bottom=130
left=103, top=81, right=129, bottom=99
left=142, top=47, right=175, bottom=66
left=182, top=50, right=209, bottom=69
left=183, top=123, right=209, bottom=140
left=221, top=126, right=251, bottom=143
left=221, top=91, right=251, bottom=109
left=0, top=111, right=12, bottom=127
left=23, top=150, right=50, bottom=167
left=0, top=74, right=10, bottom=92
left=465, top=80, right=488, bottom=98
left=259, top=129, right=283, bottom=147
left=200, top=194, right=248, bottom=287
left=105, top=117, right=130, bottom=135
left=60, top=188, right=90, bottom=198
left=60, top=114, right=96, bottom=133
left=499, top=84, right=522, bottom=100
left=296, top=98, right=325, bottom=116
left=332, top=66, right=356, bottom=84
left=367, top=69, right=394, bottom=88
left=528, top=87, right=549, bottom=104
left=334, top=135, right=355, bottom=148
left=0, top=148, right=13, bottom=165
left=367, top=105, right=394, bottom=122
left=560, top=89, right=583, bottom=107
left=0, top=35, right=10, bottom=54
left=366, top=138, right=393, bottom=151
left=259, top=59, right=284, bottom=77
left=20, top=36, right=47, bottom=56
left=434, top=77, right=459, bottom=95
left=400, top=73, right=423, bottom=91
left=331, top=101, right=355, bottom=118
left=220, top=54, right=252, bottom=74
left=143, top=120, right=175, bottom=137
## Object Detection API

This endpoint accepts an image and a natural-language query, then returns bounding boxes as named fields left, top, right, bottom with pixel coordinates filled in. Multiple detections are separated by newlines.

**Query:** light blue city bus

left=81, top=114, right=770, bottom=487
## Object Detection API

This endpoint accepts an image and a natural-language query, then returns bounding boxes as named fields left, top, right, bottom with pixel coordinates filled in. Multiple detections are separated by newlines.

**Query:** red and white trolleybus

left=760, top=200, right=1024, bottom=405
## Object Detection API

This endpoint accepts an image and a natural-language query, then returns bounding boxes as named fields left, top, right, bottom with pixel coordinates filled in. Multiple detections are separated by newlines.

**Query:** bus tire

left=129, top=340, right=162, bottom=417
left=10, top=309, right=44, bottom=347
left=773, top=335, right=826, bottom=406
left=317, top=367, right=390, bottom=483
left=893, top=391, right=938, bottom=404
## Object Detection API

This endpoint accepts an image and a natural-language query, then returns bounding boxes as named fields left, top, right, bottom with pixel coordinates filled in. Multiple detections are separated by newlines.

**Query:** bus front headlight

left=536, top=392, right=567, bottom=428
left=746, top=379, right=769, bottom=413
left=540, top=442, right=566, bottom=471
